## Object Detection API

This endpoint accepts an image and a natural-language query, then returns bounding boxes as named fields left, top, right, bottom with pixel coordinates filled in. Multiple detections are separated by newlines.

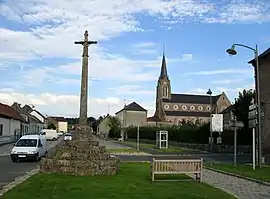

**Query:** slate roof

left=162, top=93, right=221, bottom=104
left=248, top=48, right=270, bottom=65
left=115, top=102, right=147, bottom=114
left=147, top=115, right=163, bottom=122
left=220, top=104, right=235, bottom=114
left=11, top=102, right=43, bottom=123
left=165, top=111, right=210, bottom=117
left=0, top=103, right=24, bottom=121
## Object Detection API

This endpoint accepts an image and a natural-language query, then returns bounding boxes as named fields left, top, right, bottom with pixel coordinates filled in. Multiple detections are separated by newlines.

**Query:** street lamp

left=226, top=43, right=262, bottom=167
left=207, top=88, right=213, bottom=152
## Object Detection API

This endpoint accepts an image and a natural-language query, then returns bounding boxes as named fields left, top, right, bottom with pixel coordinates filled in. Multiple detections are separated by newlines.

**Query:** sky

left=0, top=0, right=269, bottom=118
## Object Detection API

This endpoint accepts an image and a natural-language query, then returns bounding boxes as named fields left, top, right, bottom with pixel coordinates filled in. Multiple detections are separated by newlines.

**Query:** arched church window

left=162, top=86, right=168, bottom=97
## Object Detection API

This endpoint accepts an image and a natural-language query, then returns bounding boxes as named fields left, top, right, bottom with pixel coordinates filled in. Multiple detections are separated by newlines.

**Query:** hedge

left=124, top=124, right=242, bottom=145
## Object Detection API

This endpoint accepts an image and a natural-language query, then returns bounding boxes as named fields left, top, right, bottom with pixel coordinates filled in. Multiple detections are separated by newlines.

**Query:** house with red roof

left=0, top=103, right=24, bottom=140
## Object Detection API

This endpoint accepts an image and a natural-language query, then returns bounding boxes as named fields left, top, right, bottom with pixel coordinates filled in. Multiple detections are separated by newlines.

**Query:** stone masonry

left=249, top=48, right=270, bottom=163
left=40, top=126, right=120, bottom=176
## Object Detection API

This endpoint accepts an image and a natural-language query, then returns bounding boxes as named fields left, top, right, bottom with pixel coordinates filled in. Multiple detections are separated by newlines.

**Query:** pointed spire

left=160, top=44, right=168, bottom=78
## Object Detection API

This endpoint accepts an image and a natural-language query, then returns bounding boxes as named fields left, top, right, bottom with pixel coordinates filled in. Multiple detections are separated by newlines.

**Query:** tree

left=107, top=116, right=121, bottom=138
left=234, top=89, right=255, bottom=145
left=47, top=123, right=56, bottom=130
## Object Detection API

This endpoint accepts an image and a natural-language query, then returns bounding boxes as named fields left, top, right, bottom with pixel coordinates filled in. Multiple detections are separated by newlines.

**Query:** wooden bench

left=150, top=158, right=203, bottom=182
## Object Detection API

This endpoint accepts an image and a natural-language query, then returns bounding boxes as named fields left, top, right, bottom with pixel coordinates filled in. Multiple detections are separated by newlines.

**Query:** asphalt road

left=0, top=139, right=61, bottom=190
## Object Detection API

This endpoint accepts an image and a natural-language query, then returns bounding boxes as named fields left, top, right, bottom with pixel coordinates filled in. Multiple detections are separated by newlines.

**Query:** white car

left=64, top=133, right=72, bottom=141
left=10, top=134, right=48, bottom=162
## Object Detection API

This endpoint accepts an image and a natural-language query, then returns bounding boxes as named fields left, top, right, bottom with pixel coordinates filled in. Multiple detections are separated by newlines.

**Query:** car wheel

left=53, top=137, right=57, bottom=141
left=11, top=157, right=18, bottom=162
left=44, top=151, right=48, bottom=157
left=35, top=153, right=40, bottom=162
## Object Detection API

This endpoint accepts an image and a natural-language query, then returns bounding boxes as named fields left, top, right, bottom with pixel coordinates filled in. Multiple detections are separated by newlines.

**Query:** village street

left=0, top=139, right=61, bottom=190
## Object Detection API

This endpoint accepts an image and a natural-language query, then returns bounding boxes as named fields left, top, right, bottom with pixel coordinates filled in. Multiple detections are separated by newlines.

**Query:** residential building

left=248, top=48, right=270, bottom=162
left=47, top=116, right=68, bottom=133
left=97, top=114, right=111, bottom=138
left=22, top=104, right=47, bottom=128
left=11, top=103, right=44, bottom=134
left=148, top=51, right=231, bottom=125
left=0, top=103, right=23, bottom=138
left=115, top=102, right=147, bottom=127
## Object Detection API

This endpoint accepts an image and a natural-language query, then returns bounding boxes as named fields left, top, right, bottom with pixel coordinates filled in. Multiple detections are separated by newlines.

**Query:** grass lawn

left=2, top=163, right=236, bottom=199
left=122, top=141, right=192, bottom=152
left=206, top=163, right=270, bottom=183
left=106, top=148, right=139, bottom=153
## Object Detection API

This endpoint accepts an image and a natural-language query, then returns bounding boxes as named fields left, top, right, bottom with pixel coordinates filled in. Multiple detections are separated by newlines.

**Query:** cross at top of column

left=84, top=30, right=88, bottom=42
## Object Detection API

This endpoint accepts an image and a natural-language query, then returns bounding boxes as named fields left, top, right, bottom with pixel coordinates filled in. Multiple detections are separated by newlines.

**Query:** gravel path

left=189, top=169, right=270, bottom=199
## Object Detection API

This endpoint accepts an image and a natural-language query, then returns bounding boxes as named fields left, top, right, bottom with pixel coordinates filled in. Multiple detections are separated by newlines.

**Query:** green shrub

left=126, top=123, right=212, bottom=144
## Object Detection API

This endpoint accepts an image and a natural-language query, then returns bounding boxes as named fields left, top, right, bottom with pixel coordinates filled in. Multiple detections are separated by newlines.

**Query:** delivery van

left=10, top=134, right=48, bottom=162
left=40, top=129, right=58, bottom=140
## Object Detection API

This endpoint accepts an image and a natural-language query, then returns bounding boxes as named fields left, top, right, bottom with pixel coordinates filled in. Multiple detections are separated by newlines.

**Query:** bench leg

left=152, top=172, right=155, bottom=182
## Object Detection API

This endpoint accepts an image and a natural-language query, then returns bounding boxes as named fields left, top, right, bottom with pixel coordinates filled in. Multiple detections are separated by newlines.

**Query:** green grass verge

left=106, top=148, right=139, bottom=153
left=2, top=163, right=236, bottom=199
left=206, top=163, right=270, bottom=183
left=121, top=141, right=192, bottom=152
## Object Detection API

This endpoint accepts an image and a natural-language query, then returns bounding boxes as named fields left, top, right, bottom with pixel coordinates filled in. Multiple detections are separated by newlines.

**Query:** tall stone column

left=75, top=30, right=97, bottom=126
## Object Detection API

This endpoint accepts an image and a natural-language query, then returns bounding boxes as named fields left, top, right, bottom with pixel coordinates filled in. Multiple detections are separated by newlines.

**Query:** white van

left=40, top=129, right=58, bottom=140
left=10, top=135, right=48, bottom=162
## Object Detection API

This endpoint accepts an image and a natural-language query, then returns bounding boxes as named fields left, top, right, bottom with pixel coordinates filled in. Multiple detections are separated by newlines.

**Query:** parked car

left=10, top=134, right=48, bottom=162
left=57, top=131, right=64, bottom=136
left=40, top=129, right=58, bottom=140
left=64, top=133, right=72, bottom=141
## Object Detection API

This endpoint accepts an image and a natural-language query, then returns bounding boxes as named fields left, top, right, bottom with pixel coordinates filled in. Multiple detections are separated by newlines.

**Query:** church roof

left=115, top=102, right=147, bottom=114
left=165, top=111, right=210, bottom=117
left=162, top=93, right=221, bottom=104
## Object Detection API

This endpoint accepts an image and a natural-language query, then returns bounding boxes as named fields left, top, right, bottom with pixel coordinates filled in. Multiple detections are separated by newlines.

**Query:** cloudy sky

left=0, top=0, right=269, bottom=118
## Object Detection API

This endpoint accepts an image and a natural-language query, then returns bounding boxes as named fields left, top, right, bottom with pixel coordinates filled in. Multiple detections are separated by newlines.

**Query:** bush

left=126, top=123, right=212, bottom=144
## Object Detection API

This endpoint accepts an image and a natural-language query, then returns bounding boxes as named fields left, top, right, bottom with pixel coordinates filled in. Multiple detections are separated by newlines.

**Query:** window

left=0, top=124, right=2, bottom=136
left=16, top=139, right=37, bottom=147
left=162, top=86, right=168, bottom=97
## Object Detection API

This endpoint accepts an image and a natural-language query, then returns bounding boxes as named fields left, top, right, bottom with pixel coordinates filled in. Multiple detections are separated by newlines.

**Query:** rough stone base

left=40, top=126, right=120, bottom=176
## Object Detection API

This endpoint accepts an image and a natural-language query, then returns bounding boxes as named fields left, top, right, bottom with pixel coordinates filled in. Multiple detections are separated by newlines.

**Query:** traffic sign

left=229, top=120, right=244, bottom=128
left=249, top=104, right=257, bottom=110
left=249, top=119, right=257, bottom=128
left=248, top=110, right=257, bottom=120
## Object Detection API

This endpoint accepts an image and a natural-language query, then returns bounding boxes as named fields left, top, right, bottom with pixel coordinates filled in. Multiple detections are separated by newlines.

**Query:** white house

left=11, top=103, right=44, bottom=135
left=0, top=103, right=23, bottom=140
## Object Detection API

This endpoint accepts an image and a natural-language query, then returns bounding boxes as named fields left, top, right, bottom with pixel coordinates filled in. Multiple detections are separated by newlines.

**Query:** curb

left=123, top=161, right=151, bottom=163
left=110, top=152, right=152, bottom=156
left=205, top=166, right=270, bottom=187
left=0, top=168, right=39, bottom=196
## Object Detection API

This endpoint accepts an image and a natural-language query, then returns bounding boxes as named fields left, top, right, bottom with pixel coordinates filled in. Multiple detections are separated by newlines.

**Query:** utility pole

left=74, top=30, right=97, bottom=126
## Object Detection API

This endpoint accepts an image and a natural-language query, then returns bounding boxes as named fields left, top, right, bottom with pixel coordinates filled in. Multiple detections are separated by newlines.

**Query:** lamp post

left=207, top=88, right=213, bottom=152
left=226, top=44, right=262, bottom=168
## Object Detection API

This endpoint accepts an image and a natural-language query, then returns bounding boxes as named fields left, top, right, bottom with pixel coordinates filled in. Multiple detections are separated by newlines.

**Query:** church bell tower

left=154, top=48, right=171, bottom=121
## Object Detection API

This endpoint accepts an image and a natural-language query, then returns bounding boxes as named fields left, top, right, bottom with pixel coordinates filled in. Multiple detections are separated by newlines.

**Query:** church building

left=147, top=52, right=231, bottom=125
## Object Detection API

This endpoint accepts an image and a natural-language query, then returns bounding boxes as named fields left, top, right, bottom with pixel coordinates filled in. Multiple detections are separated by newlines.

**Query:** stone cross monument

left=74, top=30, right=97, bottom=125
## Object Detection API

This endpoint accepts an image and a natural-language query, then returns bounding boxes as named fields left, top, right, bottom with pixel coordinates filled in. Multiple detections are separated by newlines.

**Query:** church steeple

left=160, top=45, right=168, bottom=79
left=154, top=45, right=172, bottom=121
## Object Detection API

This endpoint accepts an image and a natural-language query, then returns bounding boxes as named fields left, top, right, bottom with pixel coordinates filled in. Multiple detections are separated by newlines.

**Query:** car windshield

left=16, top=139, right=37, bottom=147
left=65, top=133, right=71, bottom=136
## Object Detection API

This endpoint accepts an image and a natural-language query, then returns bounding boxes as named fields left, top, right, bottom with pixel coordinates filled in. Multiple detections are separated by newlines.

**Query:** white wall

left=0, top=117, right=20, bottom=136
left=58, top=121, right=67, bottom=133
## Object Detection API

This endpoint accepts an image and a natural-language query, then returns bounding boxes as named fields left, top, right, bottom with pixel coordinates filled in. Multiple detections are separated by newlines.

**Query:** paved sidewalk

left=189, top=169, right=270, bottom=199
